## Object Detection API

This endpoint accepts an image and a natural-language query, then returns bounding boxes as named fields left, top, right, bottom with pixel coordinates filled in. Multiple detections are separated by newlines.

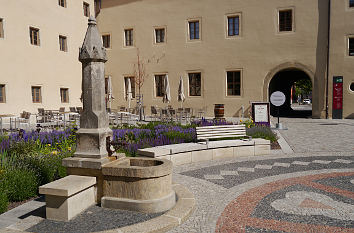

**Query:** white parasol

left=163, top=74, right=171, bottom=103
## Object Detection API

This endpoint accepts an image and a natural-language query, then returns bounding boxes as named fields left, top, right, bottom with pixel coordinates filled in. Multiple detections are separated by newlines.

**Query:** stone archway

left=263, top=62, right=316, bottom=117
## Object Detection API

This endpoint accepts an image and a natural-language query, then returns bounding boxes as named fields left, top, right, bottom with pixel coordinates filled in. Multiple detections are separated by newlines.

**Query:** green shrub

left=0, top=188, right=8, bottom=214
left=240, top=118, right=255, bottom=128
left=1, top=168, right=38, bottom=202
left=246, top=126, right=278, bottom=142
left=6, top=141, right=38, bottom=156
left=16, top=151, right=71, bottom=186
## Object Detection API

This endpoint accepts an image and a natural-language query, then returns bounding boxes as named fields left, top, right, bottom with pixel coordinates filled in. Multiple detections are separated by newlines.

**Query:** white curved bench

left=137, top=138, right=270, bottom=166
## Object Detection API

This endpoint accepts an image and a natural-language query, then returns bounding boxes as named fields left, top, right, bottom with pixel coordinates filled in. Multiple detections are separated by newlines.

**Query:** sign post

left=251, top=102, right=270, bottom=126
left=332, top=76, right=343, bottom=119
left=270, top=91, right=286, bottom=129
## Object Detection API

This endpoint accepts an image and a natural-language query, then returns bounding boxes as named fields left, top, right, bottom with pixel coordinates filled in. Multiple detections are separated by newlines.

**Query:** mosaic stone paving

left=170, top=155, right=354, bottom=232
left=215, top=172, right=354, bottom=232
left=181, top=156, right=354, bottom=189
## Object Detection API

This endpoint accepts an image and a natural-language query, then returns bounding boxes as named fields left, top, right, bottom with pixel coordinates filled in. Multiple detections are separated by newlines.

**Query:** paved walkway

left=169, top=117, right=354, bottom=232
left=0, top=117, right=353, bottom=232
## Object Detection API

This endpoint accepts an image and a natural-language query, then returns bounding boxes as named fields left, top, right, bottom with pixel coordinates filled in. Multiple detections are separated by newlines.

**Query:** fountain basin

left=101, top=157, right=175, bottom=213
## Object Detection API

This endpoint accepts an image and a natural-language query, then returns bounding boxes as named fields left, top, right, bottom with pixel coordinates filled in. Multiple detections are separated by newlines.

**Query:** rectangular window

left=83, top=2, right=90, bottom=17
left=155, top=75, right=165, bottom=97
left=58, top=0, right=66, bottom=7
left=227, top=71, right=241, bottom=96
left=279, top=9, right=293, bottom=32
left=124, top=77, right=136, bottom=98
left=0, top=84, right=5, bottom=103
left=155, top=28, right=165, bottom=43
left=228, top=16, right=239, bottom=36
left=350, top=0, right=354, bottom=7
left=59, top=35, right=67, bottom=52
left=349, top=38, right=354, bottom=56
left=188, top=72, right=201, bottom=96
left=0, top=18, right=3, bottom=38
left=189, top=21, right=200, bottom=40
left=125, top=29, right=133, bottom=46
left=32, top=86, right=42, bottom=103
left=102, top=34, right=110, bottom=48
left=29, top=27, right=40, bottom=46
left=60, top=88, right=69, bottom=103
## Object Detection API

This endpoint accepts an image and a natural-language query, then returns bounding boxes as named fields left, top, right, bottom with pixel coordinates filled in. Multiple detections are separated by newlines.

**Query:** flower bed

left=0, top=128, right=77, bottom=214
left=112, top=123, right=196, bottom=156
left=0, top=118, right=277, bottom=214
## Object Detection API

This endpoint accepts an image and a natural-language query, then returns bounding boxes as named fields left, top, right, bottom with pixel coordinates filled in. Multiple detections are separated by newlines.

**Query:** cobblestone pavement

left=169, top=118, right=354, bottom=233
left=274, top=118, right=354, bottom=153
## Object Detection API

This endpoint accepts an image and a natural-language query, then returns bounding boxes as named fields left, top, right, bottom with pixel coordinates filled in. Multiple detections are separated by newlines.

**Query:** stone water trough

left=101, top=157, right=176, bottom=213
left=39, top=17, right=183, bottom=224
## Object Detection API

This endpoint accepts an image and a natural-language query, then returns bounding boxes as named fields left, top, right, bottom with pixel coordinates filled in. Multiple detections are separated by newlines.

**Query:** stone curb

left=270, top=119, right=294, bottom=154
left=101, top=183, right=195, bottom=233
left=273, top=129, right=294, bottom=154
left=0, top=184, right=195, bottom=233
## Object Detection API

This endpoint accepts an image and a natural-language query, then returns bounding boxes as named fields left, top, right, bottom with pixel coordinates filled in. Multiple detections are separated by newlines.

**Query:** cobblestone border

left=102, top=183, right=195, bottom=233
left=0, top=184, right=195, bottom=233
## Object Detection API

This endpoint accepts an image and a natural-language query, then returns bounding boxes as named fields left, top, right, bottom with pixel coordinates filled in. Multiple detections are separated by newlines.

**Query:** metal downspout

left=325, top=0, right=331, bottom=119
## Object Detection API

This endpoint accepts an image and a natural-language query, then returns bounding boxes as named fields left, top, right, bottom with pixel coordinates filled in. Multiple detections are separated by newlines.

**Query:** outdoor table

left=116, top=111, right=131, bottom=125
left=60, top=111, right=73, bottom=128
left=0, top=114, right=16, bottom=134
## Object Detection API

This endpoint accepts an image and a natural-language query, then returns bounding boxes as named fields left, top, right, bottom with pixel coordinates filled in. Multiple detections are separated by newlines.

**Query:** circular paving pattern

left=215, top=172, right=354, bottom=232
left=169, top=154, right=354, bottom=233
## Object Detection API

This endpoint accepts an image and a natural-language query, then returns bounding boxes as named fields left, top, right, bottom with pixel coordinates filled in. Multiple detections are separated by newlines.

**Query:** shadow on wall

left=102, top=0, right=143, bottom=8
left=345, top=113, right=354, bottom=119
left=233, top=105, right=251, bottom=118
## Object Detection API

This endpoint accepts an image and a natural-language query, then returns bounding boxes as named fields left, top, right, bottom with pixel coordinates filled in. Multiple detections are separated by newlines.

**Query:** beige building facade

left=1, top=0, right=354, bottom=119
left=0, top=0, right=94, bottom=115
left=96, top=0, right=354, bottom=119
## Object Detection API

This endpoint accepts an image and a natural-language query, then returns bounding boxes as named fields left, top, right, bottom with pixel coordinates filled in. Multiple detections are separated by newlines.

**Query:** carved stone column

left=74, top=16, right=112, bottom=160
left=62, top=17, right=116, bottom=202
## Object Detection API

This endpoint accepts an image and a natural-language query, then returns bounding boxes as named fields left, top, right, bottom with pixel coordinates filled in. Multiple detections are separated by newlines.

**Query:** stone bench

left=39, top=175, right=96, bottom=221
left=137, top=138, right=270, bottom=166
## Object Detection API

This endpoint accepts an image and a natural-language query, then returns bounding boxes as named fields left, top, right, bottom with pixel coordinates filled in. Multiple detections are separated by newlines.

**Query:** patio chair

left=19, top=111, right=31, bottom=130
left=151, top=106, right=158, bottom=121
left=37, top=108, right=47, bottom=124
left=168, top=109, right=176, bottom=122
left=176, top=108, right=184, bottom=122
left=76, top=107, right=83, bottom=113
left=119, top=106, right=126, bottom=112
left=68, top=107, right=79, bottom=123
left=197, top=106, right=206, bottom=119
left=161, top=109, right=169, bottom=122
left=185, top=108, right=193, bottom=123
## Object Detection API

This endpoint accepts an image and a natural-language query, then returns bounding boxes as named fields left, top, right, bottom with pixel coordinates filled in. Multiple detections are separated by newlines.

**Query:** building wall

left=0, top=0, right=94, bottom=115
left=97, top=0, right=333, bottom=118
left=328, top=0, right=354, bottom=119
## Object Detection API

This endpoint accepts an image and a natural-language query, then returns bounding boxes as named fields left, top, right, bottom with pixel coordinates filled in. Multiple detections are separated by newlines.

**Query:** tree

left=133, top=49, right=146, bottom=100
left=294, top=78, right=312, bottom=97
left=132, top=49, right=165, bottom=121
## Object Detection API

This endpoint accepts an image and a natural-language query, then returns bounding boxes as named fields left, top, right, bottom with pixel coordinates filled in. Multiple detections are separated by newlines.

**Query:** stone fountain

left=62, top=16, right=175, bottom=213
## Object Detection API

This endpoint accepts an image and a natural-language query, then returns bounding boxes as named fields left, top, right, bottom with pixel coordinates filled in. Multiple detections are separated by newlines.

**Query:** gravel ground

left=27, top=205, right=164, bottom=233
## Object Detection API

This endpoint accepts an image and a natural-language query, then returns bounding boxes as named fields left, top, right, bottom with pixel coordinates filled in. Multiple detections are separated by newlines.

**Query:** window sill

left=276, top=30, right=295, bottom=35
left=187, top=39, right=202, bottom=43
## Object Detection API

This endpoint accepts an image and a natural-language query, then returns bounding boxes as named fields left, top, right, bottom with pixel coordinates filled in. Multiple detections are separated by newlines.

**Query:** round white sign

left=270, top=91, right=286, bottom=107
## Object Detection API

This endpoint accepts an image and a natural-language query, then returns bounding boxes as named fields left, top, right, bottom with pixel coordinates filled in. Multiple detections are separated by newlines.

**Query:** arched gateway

left=263, top=62, right=319, bottom=118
